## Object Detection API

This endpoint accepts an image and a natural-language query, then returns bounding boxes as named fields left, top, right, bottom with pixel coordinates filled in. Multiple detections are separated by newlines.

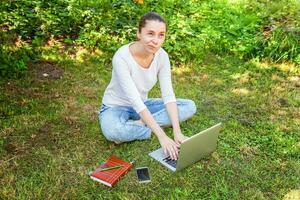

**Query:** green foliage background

left=1, top=0, right=299, bottom=76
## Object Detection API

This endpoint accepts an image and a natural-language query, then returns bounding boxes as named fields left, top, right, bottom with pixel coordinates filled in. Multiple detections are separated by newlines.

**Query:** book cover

left=89, top=155, right=133, bottom=187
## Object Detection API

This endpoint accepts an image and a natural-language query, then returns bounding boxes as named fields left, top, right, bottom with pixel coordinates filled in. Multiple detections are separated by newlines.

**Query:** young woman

left=99, top=12, right=196, bottom=160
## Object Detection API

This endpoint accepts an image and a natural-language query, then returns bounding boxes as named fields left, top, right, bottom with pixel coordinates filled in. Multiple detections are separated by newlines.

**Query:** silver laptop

left=149, top=123, right=222, bottom=172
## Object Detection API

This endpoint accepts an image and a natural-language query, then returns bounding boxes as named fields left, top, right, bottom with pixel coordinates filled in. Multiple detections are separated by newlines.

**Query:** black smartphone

left=136, top=167, right=151, bottom=183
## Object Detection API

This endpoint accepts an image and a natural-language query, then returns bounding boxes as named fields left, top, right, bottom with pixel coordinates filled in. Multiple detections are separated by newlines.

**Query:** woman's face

left=137, top=20, right=166, bottom=54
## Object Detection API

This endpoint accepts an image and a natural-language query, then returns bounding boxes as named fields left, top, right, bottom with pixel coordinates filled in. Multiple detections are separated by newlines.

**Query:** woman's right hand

left=158, top=135, right=180, bottom=160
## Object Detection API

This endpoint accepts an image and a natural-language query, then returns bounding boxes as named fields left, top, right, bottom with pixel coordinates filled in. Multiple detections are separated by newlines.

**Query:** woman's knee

left=186, top=99, right=197, bottom=115
left=99, top=119, right=116, bottom=141
left=177, top=99, right=197, bottom=120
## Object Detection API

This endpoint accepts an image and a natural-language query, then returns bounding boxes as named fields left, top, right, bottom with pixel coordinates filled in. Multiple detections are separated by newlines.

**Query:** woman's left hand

left=174, top=131, right=188, bottom=145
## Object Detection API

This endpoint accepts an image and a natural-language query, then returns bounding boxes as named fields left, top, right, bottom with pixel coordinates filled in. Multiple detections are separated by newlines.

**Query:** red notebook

left=89, top=155, right=133, bottom=187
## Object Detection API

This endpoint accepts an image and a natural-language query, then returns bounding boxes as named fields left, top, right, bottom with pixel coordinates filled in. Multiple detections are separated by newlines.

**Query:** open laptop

left=149, top=123, right=222, bottom=172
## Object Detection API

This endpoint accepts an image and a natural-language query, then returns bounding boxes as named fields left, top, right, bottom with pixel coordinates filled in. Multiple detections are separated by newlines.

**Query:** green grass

left=0, top=44, right=299, bottom=200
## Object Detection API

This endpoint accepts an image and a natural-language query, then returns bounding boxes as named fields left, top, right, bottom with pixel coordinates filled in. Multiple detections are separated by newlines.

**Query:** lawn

left=0, top=44, right=299, bottom=199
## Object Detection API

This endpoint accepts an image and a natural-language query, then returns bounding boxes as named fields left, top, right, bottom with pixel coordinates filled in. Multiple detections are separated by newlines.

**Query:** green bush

left=252, top=0, right=300, bottom=63
left=0, top=46, right=30, bottom=77
left=1, top=0, right=299, bottom=77
left=258, top=28, right=300, bottom=62
left=0, top=30, right=32, bottom=77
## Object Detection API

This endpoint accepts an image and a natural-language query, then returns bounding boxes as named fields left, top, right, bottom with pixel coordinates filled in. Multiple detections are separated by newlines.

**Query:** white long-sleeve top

left=102, top=43, right=176, bottom=113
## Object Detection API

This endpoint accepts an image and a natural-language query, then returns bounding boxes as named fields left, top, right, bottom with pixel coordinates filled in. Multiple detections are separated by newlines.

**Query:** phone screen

left=136, top=167, right=151, bottom=183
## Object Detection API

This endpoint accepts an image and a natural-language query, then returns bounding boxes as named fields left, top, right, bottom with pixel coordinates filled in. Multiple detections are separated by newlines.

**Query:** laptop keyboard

left=163, top=156, right=177, bottom=168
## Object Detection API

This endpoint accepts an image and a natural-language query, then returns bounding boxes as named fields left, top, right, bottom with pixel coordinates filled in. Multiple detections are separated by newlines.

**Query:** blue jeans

left=98, top=98, right=197, bottom=143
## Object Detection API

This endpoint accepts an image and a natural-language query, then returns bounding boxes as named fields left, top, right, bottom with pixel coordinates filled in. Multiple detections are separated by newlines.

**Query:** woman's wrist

left=156, top=129, right=167, bottom=139
left=173, top=126, right=182, bottom=135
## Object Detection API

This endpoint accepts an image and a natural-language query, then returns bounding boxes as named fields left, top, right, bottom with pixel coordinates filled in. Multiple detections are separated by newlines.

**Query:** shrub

left=0, top=0, right=299, bottom=77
